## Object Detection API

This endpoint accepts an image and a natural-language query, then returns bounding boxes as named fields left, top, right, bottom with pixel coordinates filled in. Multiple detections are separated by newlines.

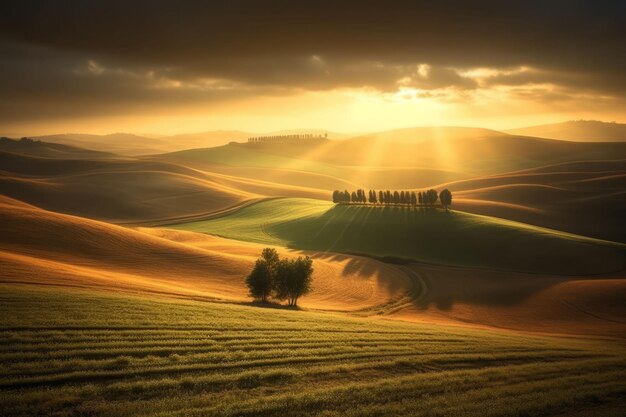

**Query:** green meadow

left=170, top=198, right=625, bottom=274
left=1, top=284, right=625, bottom=417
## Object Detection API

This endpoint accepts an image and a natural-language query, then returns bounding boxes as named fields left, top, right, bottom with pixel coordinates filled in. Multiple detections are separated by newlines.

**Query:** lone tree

left=245, top=259, right=273, bottom=302
left=274, top=256, right=314, bottom=307
left=246, top=248, right=313, bottom=306
left=439, top=188, right=452, bottom=210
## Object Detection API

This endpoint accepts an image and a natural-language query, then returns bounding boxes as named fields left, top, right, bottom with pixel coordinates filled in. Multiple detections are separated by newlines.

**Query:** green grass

left=1, top=284, right=625, bottom=417
left=169, top=198, right=625, bottom=274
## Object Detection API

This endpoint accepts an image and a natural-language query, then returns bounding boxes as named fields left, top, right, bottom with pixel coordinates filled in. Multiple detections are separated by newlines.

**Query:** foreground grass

left=170, top=198, right=625, bottom=274
left=0, top=284, right=624, bottom=417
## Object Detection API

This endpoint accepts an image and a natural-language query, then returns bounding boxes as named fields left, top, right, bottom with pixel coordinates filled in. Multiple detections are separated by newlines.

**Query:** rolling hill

left=157, top=127, right=626, bottom=178
left=1, top=193, right=625, bottom=338
left=154, top=144, right=468, bottom=190
left=0, top=195, right=410, bottom=311
left=434, top=160, right=626, bottom=243
left=0, top=136, right=117, bottom=159
left=0, top=150, right=340, bottom=223
left=507, top=120, right=626, bottom=142
left=169, top=198, right=625, bottom=275
left=31, top=131, right=254, bottom=155
left=0, top=152, right=254, bottom=222
left=31, top=129, right=348, bottom=156
left=30, top=133, right=169, bottom=155
left=392, top=262, right=626, bottom=337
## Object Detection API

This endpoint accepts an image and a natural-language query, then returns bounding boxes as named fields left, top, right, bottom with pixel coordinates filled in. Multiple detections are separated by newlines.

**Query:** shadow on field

left=243, top=300, right=302, bottom=311
left=407, top=264, right=567, bottom=311
left=290, top=249, right=411, bottom=298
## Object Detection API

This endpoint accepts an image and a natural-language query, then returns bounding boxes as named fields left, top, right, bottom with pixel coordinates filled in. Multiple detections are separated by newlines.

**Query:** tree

left=261, top=247, right=280, bottom=271
left=410, top=191, right=417, bottom=206
left=425, top=189, right=438, bottom=206
left=379, top=190, right=384, bottom=204
left=351, top=191, right=358, bottom=203
left=369, top=189, right=377, bottom=204
left=274, top=256, right=313, bottom=307
left=393, top=191, right=400, bottom=205
left=332, top=190, right=340, bottom=203
left=245, top=259, right=273, bottom=302
left=418, top=192, right=423, bottom=205
left=439, top=188, right=452, bottom=210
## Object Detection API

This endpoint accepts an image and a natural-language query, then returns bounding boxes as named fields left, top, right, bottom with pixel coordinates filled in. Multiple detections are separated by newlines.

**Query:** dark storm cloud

left=0, top=0, right=624, bottom=121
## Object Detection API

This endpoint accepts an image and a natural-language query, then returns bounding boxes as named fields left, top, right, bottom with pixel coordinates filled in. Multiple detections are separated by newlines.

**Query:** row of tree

left=332, top=188, right=452, bottom=209
left=247, top=133, right=328, bottom=144
left=246, top=248, right=314, bottom=307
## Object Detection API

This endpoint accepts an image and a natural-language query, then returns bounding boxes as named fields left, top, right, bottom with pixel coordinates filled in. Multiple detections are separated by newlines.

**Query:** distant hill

left=0, top=148, right=336, bottom=223
left=204, top=126, right=626, bottom=175
left=32, top=133, right=167, bottom=155
left=0, top=136, right=116, bottom=159
left=162, top=130, right=253, bottom=149
left=343, top=126, right=505, bottom=143
left=266, top=129, right=350, bottom=140
left=31, top=131, right=253, bottom=155
left=507, top=120, right=626, bottom=142
left=29, top=129, right=347, bottom=155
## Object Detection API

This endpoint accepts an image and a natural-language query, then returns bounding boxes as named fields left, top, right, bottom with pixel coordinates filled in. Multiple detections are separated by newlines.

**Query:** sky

left=1, top=0, right=625, bottom=136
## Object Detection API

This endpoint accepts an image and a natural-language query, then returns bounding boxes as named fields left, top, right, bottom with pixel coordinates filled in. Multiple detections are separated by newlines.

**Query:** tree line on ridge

left=332, top=188, right=452, bottom=209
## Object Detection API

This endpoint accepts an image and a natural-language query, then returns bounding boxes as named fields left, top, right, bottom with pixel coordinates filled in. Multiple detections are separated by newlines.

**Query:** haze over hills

left=23, top=129, right=350, bottom=156
left=507, top=120, right=626, bottom=142
left=0, top=136, right=117, bottom=159
left=265, top=128, right=350, bottom=139
left=158, top=126, right=626, bottom=177
left=3, top=127, right=626, bottom=235
left=27, top=131, right=253, bottom=155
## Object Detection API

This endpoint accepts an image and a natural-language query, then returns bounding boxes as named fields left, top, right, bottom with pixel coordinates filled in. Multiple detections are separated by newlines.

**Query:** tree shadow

left=242, top=300, right=303, bottom=310
left=407, top=263, right=569, bottom=312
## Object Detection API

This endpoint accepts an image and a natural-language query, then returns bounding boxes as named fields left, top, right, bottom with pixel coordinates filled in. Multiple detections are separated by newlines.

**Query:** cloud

left=399, top=65, right=478, bottom=90
left=0, top=0, right=624, bottom=124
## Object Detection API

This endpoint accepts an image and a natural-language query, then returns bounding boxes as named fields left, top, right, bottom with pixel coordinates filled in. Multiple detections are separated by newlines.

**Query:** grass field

left=170, top=198, right=625, bottom=275
left=1, top=284, right=625, bottom=417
